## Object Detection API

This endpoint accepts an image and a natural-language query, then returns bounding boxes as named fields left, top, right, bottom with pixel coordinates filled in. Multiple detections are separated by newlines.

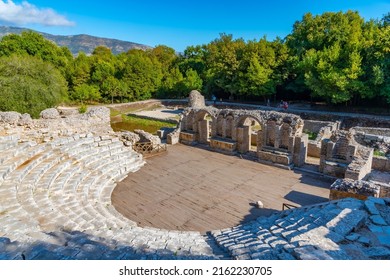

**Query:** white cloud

left=0, top=0, right=75, bottom=26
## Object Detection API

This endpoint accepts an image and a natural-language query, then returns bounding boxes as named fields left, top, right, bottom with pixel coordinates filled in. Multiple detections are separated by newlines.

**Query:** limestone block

left=134, top=129, right=161, bottom=145
left=85, top=106, right=110, bottom=121
left=188, top=90, right=205, bottom=108
left=210, top=138, right=236, bottom=153
left=179, top=131, right=196, bottom=144
left=18, top=114, right=32, bottom=126
left=40, top=108, right=60, bottom=119
left=167, top=129, right=180, bottom=145
left=329, top=179, right=380, bottom=201
left=0, top=111, right=22, bottom=124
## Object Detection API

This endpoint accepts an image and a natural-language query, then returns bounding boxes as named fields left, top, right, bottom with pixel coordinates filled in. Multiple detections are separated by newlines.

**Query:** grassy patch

left=374, top=150, right=386, bottom=157
left=110, top=102, right=163, bottom=115
left=111, top=114, right=176, bottom=134
left=78, top=104, right=87, bottom=114
left=304, top=130, right=318, bottom=140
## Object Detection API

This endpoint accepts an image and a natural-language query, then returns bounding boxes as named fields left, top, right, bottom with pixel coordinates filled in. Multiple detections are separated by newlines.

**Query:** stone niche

left=257, top=118, right=307, bottom=168
left=178, top=106, right=308, bottom=168
left=303, top=120, right=339, bottom=158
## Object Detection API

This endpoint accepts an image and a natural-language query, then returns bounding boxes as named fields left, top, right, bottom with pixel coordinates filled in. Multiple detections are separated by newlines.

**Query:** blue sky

left=0, top=0, right=389, bottom=51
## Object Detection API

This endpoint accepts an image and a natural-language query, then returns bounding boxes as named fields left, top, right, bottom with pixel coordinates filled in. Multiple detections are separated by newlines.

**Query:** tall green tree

left=122, top=50, right=163, bottom=101
left=0, top=31, right=72, bottom=74
left=287, top=11, right=368, bottom=104
left=204, top=34, right=245, bottom=98
left=236, top=38, right=279, bottom=100
left=0, top=55, right=67, bottom=117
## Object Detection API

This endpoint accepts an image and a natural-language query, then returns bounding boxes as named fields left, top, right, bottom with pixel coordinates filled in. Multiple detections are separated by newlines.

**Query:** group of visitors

left=279, top=100, right=288, bottom=110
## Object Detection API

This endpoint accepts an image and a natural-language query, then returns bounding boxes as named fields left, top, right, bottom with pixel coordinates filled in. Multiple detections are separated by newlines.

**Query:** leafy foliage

left=0, top=55, right=67, bottom=117
left=0, top=10, right=389, bottom=115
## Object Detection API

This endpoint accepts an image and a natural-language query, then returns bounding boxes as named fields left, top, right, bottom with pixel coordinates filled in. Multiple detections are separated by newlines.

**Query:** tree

left=67, top=52, right=92, bottom=92
left=287, top=11, right=368, bottom=104
left=204, top=34, right=245, bottom=97
left=0, top=31, right=72, bottom=74
left=101, top=76, right=128, bottom=103
left=235, top=38, right=279, bottom=100
left=176, top=69, right=203, bottom=96
left=0, top=55, right=67, bottom=117
left=70, top=84, right=101, bottom=104
left=122, top=50, right=163, bottom=101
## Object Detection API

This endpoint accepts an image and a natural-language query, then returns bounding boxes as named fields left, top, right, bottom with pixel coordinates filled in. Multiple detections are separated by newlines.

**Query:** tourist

left=283, top=101, right=288, bottom=111
left=212, top=94, right=217, bottom=105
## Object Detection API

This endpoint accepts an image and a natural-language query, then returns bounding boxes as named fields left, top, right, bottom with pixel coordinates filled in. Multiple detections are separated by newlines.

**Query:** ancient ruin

left=1, top=92, right=390, bottom=259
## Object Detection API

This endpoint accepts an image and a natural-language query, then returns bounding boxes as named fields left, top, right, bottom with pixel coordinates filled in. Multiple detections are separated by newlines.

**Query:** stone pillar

left=198, top=119, right=209, bottom=144
left=326, top=141, right=335, bottom=159
left=274, top=126, right=282, bottom=149
left=232, top=123, right=238, bottom=141
left=237, top=126, right=250, bottom=153
left=346, top=145, right=357, bottom=163
left=293, top=134, right=308, bottom=167
left=319, top=139, right=330, bottom=173
left=257, top=130, right=264, bottom=151
left=288, top=136, right=295, bottom=153
left=210, top=119, right=217, bottom=138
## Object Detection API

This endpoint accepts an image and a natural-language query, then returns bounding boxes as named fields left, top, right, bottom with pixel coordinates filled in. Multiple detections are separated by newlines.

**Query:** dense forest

left=0, top=11, right=389, bottom=117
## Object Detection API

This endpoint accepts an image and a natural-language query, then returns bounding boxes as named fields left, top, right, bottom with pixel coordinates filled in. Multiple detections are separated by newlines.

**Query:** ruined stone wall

left=352, top=127, right=390, bottom=137
left=345, top=147, right=373, bottom=180
left=329, top=179, right=381, bottom=200
left=319, top=131, right=373, bottom=179
left=188, top=90, right=205, bottom=108
left=303, top=120, right=338, bottom=135
left=0, top=107, right=113, bottom=143
left=352, top=128, right=390, bottom=158
left=304, top=120, right=338, bottom=158
left=372, top=156, right=390, bottom=172
left=329, top=178, right=390, bottom=200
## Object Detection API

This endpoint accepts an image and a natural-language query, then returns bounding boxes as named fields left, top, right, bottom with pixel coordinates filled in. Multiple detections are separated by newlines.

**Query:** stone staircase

left=0, top=134, right=219, bottom=260
left=2, top=133, right=389, bottom=260
left=209, top=198, right=390, bottom=260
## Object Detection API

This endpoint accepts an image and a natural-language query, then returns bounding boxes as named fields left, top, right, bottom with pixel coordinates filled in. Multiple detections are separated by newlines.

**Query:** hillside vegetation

left=0, top=11, right=389, bottom=117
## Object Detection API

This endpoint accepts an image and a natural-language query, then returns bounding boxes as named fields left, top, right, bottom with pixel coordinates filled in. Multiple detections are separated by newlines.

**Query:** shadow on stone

left=0, top=230, right=219, bottom=260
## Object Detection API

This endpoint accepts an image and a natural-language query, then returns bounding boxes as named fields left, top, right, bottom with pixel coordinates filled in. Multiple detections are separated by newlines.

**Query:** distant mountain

left=0, top=26, right=151, bottom=56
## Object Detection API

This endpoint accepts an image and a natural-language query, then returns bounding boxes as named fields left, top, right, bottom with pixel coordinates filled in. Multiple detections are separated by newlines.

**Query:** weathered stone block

left=179, top=131, right=196, bottom=145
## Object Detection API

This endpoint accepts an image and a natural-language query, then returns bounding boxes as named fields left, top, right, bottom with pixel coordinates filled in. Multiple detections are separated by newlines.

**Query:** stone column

left=293, top=134, right=308, bottom=167
left=257, top=130, right=264, bottom=152
left=198, top=119, right=209, bottom=144
left=237, top=126, right=250, bottom=153
left=274, top=125, right=282, bottom=149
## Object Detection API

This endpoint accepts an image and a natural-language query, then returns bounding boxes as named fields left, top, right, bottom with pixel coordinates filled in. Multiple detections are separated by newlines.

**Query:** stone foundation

left=210, top=137, right=236, bottom=154
left=258, top=149, right=292, bottom=166
left=180, top=131, right=197, bottom=145
left=329, top=178, right=382, bottom=200
left=372, top=156, right=390, bottom=172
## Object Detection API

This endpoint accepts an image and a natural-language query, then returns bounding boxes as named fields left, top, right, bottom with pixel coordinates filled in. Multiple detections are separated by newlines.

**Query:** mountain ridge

left=0, top=26, right=151, bottom=56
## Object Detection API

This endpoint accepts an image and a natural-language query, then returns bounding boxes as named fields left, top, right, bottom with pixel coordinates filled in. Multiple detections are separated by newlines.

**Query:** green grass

left=78, top=104, right=87, bottom=114
left=374, top=150, right=386, bottom=157
left=304, top=130, right=318, bottom=140
left=111, top=114, right=176, bottom=134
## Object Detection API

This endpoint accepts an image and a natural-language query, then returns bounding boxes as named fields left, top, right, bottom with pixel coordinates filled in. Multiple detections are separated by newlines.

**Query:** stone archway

left=195, top=110, right=215, bottom=144
left=236, top=115, right=263, bottom=153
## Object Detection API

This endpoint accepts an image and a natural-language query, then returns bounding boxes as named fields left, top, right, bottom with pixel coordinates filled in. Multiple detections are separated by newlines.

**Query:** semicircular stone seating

left=0, top=134, right=220, bottom=260
left=2, top=131, right=389, bottom=260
